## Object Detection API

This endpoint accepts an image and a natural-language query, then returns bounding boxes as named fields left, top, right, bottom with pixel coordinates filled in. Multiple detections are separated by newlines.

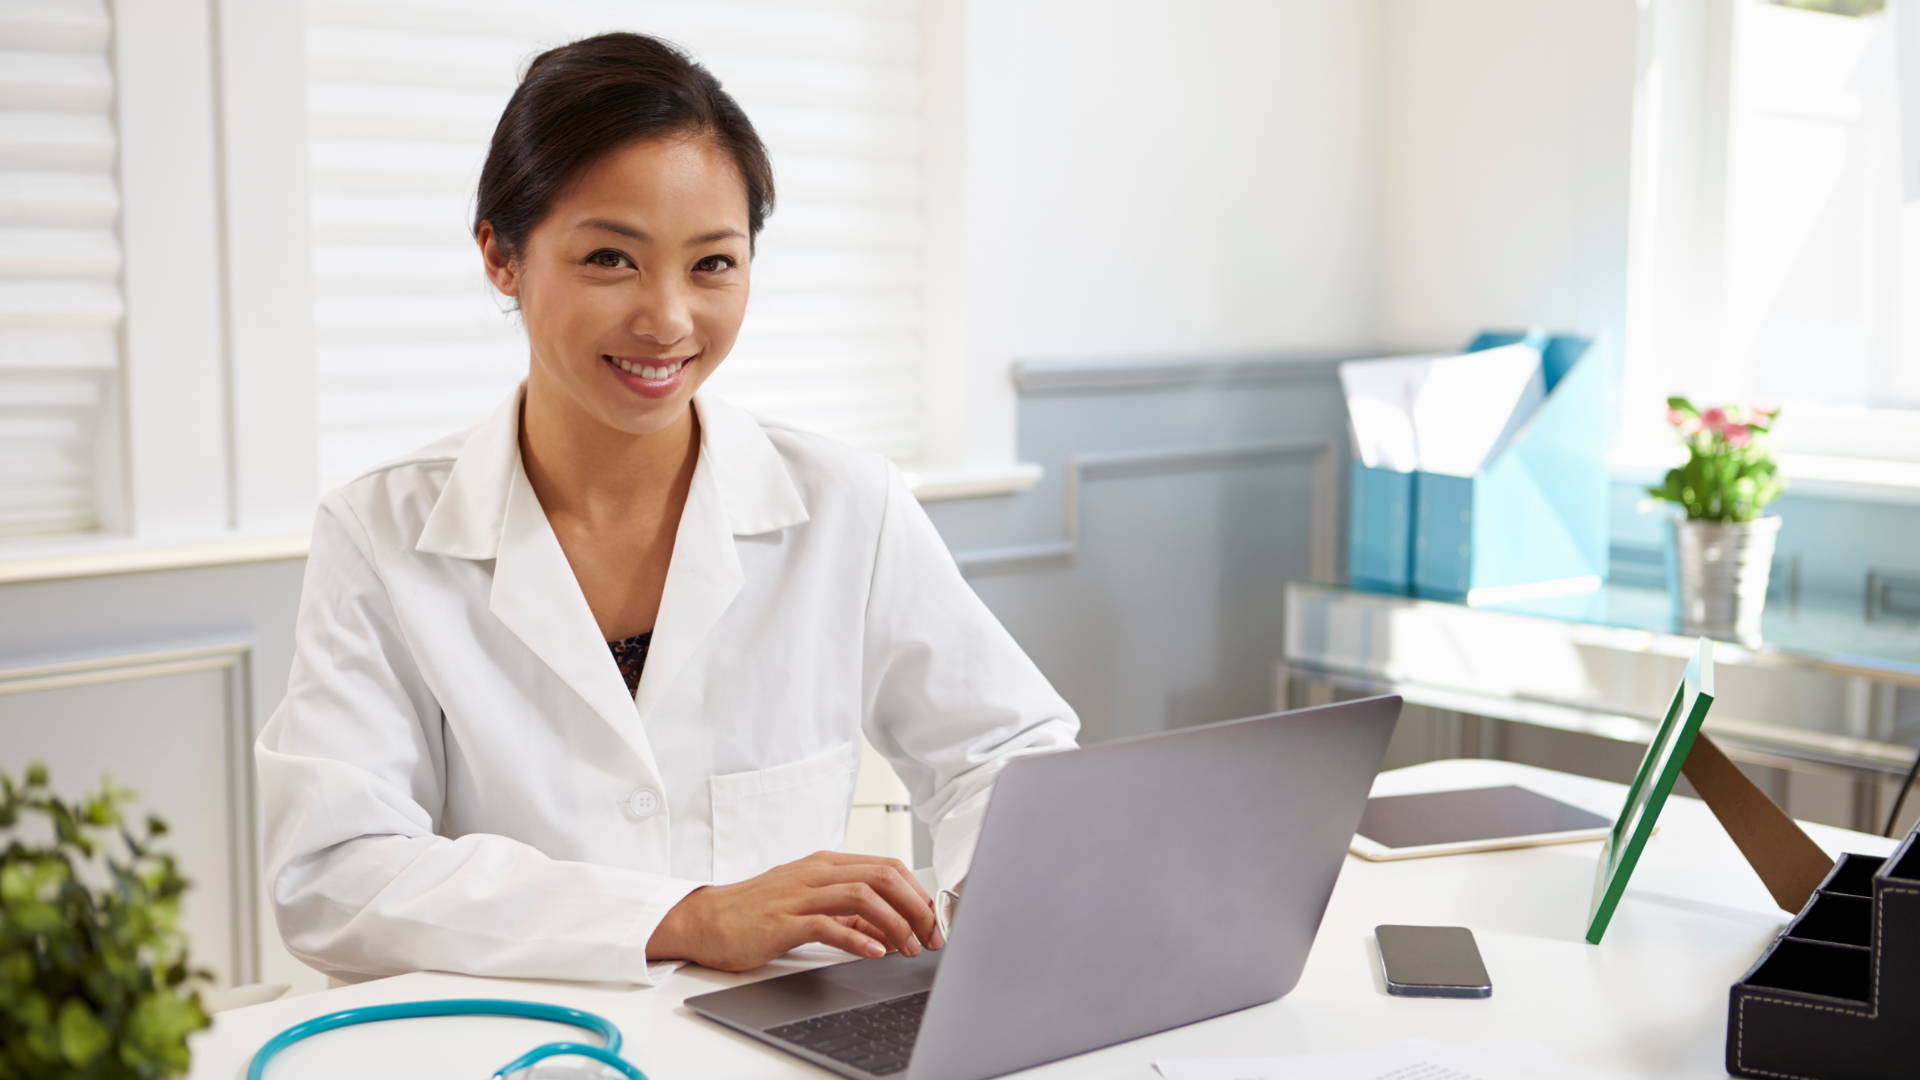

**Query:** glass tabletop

left=1328, top=579, right=1920, bottom=685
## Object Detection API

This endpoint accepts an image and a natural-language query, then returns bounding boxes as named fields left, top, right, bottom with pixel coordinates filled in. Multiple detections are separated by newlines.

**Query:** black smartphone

left=1374, top=924, right=1491, bottom=998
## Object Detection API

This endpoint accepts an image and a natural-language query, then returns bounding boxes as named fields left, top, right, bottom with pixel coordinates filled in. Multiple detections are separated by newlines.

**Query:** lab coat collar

left=415, top=382, right=809, bottom=560
left=413, top=382, right=810, bottom=765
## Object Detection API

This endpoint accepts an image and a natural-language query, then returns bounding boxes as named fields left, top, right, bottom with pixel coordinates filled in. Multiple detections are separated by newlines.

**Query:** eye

left=585, top=249, right=632, bottom=270
left=695, top=254, right=737, bottom=273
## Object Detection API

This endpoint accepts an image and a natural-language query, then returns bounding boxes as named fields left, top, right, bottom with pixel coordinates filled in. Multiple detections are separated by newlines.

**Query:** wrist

left=648, top=884, right=711, bottom=962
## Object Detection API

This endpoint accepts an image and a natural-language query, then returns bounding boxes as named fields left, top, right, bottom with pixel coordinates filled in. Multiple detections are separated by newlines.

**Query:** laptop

left=685, top=695, right=1401, bottom=1080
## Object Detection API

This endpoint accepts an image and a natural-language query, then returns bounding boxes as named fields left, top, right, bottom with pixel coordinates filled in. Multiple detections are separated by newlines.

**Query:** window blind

left=304, top=0, right=929, bottom=492
left=0, top=0, right=122, bottom=538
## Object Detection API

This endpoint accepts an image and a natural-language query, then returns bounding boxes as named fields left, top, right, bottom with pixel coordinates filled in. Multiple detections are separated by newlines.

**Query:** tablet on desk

left=1351, top=784, right=1612, bottom=860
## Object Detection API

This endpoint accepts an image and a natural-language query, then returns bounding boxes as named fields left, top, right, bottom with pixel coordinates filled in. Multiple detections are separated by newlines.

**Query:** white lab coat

left=256, top=384, right=1079, bottom=985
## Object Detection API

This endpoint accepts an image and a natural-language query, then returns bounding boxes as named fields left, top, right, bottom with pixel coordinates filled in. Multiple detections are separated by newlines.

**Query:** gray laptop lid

left=906, top=695, right=1400, bottom=1080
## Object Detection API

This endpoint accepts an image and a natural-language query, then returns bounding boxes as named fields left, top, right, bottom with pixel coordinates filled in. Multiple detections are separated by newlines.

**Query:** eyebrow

left=574, top=218, right=745, bottom=246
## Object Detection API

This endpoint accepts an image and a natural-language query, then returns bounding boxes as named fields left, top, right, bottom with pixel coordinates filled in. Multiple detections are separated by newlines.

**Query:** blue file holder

left=1344, top=329, right=1611, bottom=603
left=1414, top=330, right=1610, bottom=603
left=1350, top=465, right=1416, bottom=593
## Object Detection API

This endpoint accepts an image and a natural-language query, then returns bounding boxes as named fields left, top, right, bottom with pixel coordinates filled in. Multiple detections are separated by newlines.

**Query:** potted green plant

left=1, top=763, right=211, bottom=1079
left=1645, top=397, right=1787, bottom=641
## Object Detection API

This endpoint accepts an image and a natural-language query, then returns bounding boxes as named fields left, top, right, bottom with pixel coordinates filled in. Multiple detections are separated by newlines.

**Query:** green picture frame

left=1585, top=637, right=1716, bottom=944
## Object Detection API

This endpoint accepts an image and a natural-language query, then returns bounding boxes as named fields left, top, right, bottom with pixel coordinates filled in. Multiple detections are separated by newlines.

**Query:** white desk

left=189, top=759, right=1899, bottom=1079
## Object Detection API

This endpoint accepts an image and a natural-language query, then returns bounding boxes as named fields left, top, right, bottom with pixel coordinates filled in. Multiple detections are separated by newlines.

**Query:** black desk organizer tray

left=1727, top=820, right=1920, bottom=1078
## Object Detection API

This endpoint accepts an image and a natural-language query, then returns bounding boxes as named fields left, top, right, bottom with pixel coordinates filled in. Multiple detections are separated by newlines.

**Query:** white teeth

left=609, top=356, right=685, bottom=381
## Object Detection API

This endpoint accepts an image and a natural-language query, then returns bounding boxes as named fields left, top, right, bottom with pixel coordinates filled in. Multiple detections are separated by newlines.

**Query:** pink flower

left=1700, top=407, right=1729, bottom=434
left=1666, top=407, right=1689, bottom=427
left=1748, top=403, right=1777, bottom=422
left=1724, top=422, right=1751, bottom=448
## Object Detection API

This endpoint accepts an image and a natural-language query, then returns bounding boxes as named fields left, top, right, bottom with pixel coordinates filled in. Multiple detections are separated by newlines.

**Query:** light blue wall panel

left=924, top=354, right=1358, bottom=746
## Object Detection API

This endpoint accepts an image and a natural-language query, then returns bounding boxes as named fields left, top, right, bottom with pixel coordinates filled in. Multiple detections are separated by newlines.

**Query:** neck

left=518, top=376, right=700, bottom=528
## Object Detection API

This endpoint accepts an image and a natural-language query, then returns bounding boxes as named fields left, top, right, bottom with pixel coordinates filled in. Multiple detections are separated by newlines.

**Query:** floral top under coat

left=608, top=631, right=652, bottom=696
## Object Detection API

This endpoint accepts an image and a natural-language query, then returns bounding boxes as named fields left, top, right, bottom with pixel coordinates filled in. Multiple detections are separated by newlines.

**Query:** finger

left=791, top=914, right=887, bottom=960
left=804, top=881, right=921, bottom=957
left=803, top=859, right=937, bottom=925
left=840, top=864, right=940, bottom=950
left=836, top=914, right=895, bottom=950
left=808, top=853, right=934, bottom=909
left=802, top=863, right=939, bottom=951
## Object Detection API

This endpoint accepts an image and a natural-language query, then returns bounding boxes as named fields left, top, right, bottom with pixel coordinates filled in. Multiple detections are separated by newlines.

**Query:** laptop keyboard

left=765, top=989, right=931, bottom=1076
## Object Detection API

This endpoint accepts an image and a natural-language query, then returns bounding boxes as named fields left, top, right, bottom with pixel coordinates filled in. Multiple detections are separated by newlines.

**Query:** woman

left=257, top=32, right=1079, bottom=986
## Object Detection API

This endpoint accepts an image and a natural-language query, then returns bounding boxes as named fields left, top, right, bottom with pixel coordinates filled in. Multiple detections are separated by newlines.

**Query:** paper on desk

left=1153, top=1037, right=1574, bottom=1080
left=1337, top=344, right=1545, bottom=477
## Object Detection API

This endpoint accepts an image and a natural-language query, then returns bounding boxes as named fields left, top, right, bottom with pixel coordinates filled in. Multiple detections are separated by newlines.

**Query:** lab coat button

left=624, top=786, right=662, bottom=821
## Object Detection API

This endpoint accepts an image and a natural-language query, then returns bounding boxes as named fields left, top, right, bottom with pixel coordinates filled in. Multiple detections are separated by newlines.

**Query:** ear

left=476, top=221, right=521, bottom=298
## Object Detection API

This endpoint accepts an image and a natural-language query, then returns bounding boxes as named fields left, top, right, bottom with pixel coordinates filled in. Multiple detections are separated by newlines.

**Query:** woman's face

left=480, top=134, right=752, bottom=438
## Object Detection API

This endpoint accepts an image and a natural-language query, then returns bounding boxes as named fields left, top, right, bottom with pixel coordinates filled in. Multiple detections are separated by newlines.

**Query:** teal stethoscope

left=247, top=998, right=648, bottom=1078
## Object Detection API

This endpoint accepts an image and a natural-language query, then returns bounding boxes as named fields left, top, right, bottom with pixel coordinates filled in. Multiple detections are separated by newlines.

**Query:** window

left=1726, top=2, right=1920, bottom=423
left=1627, top=0, right=1920, bottom=465
left=303, top=1, right=934, bottom=492
left=1, top=1, right=965, bottom=557
left=0, top=0, right=123, bottom=538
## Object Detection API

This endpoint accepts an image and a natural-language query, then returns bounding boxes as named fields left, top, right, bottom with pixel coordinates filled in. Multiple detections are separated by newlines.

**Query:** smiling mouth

left=603, top=354, right=693, bottom=380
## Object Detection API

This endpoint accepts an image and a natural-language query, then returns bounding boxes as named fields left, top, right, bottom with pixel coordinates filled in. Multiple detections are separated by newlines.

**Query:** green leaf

left=0, top=950, right=32, bottom=990
left=31, top=856, right=69, bottom=892
left=124, top=989, right=209, bottom=1065
left=1756, top=475, right=1785, bottom=508
left=9, top=901, right=62, bottom=934
left=1666, top=395, right=1699, bottom=415
left=0, top=862, right=31, bottom=904
left=81, top=795, right=116, bottom=827
left=18, top=992, right=56, bottom=1060
left=24, top=763, right=46, bottom=788
left=56, top=997, right=110, bottom=1066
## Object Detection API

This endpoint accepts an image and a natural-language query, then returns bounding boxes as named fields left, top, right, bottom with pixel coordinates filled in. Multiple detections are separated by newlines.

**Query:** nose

left=625, top=273, right=695, bottom=348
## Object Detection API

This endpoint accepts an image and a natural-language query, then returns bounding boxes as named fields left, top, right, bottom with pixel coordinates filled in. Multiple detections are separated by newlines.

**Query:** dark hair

left=473, top=32, right=775, bottom=261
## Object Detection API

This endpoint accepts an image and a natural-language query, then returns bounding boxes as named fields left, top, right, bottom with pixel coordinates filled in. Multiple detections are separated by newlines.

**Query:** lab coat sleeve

left=256, top=494, right=703, bottom=985
left=858, top=460, right=1081, bottom=895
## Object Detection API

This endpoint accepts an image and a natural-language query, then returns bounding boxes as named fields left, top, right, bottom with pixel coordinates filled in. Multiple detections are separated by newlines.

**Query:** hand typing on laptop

left=647, top=851, right=945, bottom=972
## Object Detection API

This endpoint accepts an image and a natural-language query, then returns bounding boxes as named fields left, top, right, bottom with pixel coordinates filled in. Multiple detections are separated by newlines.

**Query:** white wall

left=1376, top=0, right=1640, bottom=352
left=959, top=0, right=1645, bottom=365
left=967, top=0, right=1383, bottom=360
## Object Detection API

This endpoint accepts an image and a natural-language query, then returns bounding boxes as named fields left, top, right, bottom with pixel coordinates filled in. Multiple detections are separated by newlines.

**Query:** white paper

left=1337, top=344, right=1545, bottom=478
left=1153, top=1037, right=1571, bottom=1080
left=1337, top=353, right=1445, bottom=472
left=1408, top=344, right=1545, bottom=478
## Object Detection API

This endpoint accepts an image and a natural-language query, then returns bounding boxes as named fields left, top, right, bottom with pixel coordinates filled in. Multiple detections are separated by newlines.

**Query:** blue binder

left=1345, top=330, right=1611, bottom=602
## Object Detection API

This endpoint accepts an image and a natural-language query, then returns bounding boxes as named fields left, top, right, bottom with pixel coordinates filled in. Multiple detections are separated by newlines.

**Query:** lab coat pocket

left=709, top=742, right=859, bottom=883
